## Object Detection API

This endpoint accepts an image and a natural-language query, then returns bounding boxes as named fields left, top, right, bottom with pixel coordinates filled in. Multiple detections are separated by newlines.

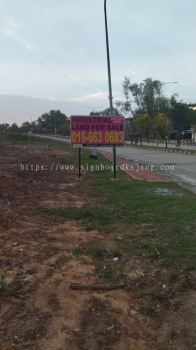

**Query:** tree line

left=0, top=110, right=70, bottom=135
left=1, top=77, right=196, bottom=141
left=111, top=77, right=196, bottom=141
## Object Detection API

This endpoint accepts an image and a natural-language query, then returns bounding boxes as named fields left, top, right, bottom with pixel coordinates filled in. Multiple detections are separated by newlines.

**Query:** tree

left=167, top=96, right=189, bottom=132
left=142, top=78, right=162, bottom=116
left=152, top=114, right=171, bottom=145
left=36, top=110, right=69, bottom=135
left=119, top=77, right=163, bottom=117
left=115, top=76, right=133, bottom=117
left=115, top=77, right=136, bottom=142
left=186, top=108, right=196, bottom=129
left=30, top=121, right=38, bottom=133
left=117, top=77, right=195, bottom=134
left=20, top=122, right=31, bottom=133
left=90, top=107, right=119, bottom=116
left=8, top=123, right=19, bottom=132
left=0, top=123, right=10, bottom=133
left=134, top=113, right=152, bottom=139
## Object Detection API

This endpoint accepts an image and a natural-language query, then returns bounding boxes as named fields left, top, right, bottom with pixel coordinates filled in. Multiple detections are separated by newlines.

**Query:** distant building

left=181, top=130, right=192, bottom=140
left=188, top=104, right=196, bottom=141
left=188, top=103, right=196, bottom=111
left=125, top=117, right=135, bottom=140
left=192, top=127, right=196, bottom=142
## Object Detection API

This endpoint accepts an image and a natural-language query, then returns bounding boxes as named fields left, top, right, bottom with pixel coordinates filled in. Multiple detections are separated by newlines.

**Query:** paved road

left=126, top=141, right=196, bottom=151
left=101, top=146, right=196, bottom=193
left=31, top=134, right=196, bottom=193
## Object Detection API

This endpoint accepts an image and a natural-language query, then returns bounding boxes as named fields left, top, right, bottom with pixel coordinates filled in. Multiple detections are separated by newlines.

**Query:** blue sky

left=0, top=0, right=196, bottom=124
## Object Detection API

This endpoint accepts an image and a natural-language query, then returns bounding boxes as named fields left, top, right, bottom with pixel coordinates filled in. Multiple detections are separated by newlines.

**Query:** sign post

left=78, top=147, right=81, bottom=179
left=70, top=115, right=125, bottom=178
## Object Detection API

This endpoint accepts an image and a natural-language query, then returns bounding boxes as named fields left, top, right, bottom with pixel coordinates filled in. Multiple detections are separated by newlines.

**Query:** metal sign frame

left=70, top=115, right=125, bottom=148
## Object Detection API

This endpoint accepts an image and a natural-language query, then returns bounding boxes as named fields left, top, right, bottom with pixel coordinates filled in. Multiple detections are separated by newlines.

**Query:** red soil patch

left=100, top=151, right=168, bottom=182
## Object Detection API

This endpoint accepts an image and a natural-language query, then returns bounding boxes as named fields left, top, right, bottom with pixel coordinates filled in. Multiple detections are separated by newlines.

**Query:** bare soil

left=0, top=141, right=195, bottom=350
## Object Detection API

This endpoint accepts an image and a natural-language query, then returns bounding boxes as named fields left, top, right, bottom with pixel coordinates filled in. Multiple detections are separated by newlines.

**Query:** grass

left=41, top=149, right=196, bottom=269
left=80, top=168, right=196, bottom=269
left=52, top=146, right=114, bottom=180
left=13, top=134, right=196, bottom=271
left=2, top=133, right=195, bottom=332
left=87, top=244, right=122, bottom=259
left=1, top=133, right=69, bottom=150
left=41, top=207, right=112, bottom=232
left=6, top=133, right=114, bottom=175
left=91, top=180, right=196, bottom=224
left=3, top=133, right=47, bottom=144
left=94, top=266, right=116, bottom=282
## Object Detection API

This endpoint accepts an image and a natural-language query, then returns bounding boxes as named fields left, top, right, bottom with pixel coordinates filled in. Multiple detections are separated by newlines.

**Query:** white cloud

left=0, top=0, right=196, bottom=124
left=68, top=91, right=107, bottom=103
left=0, top=17, right=42, bottom=52
left=65, top=71, right=102, bottom=93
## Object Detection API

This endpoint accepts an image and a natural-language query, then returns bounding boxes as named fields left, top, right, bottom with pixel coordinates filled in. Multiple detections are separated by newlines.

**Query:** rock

left=23, top=276, right=33, bottom=283
left=106, top=325, right=114, bottom=332
left=73, top=328, right=80, bottom=333
left=187, top=271, right=196, bottom=287
left=130, top=309, right=137, bottom=316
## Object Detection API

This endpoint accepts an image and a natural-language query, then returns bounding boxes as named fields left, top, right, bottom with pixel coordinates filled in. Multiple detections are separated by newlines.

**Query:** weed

left=89, top=246, right=107, bottom=258
left=95, top=266, right=115, bottom=282
left=0, top=274, right=5, bottom=296
left=78, top=257, right=88, bottom=264
left=111, top=248, right=122, bottom=258
left=72, top=248, right=83, bottom=257
left=60, top=256, right=71, bottom=264
left=139, top=304, right=157, bottom=316
left=151, top=292, right=167, bottom=301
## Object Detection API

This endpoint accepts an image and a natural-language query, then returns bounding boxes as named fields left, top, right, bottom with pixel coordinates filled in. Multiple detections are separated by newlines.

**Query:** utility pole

left=104, top=0, right=116, bottom=179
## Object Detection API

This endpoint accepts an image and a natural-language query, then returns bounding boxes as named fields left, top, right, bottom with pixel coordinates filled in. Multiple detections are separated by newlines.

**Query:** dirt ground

left=0, top=140, right=196, bottom=350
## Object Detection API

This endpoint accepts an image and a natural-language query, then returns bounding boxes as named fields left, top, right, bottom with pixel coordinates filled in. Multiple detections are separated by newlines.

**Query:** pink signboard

left=71, top=115, right=125, bottom=147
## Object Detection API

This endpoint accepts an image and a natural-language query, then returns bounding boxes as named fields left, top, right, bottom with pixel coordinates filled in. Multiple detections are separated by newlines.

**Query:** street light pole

left=104, top=0, right=113, bottom=113
left=104, top=0, right=116, bottom=179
